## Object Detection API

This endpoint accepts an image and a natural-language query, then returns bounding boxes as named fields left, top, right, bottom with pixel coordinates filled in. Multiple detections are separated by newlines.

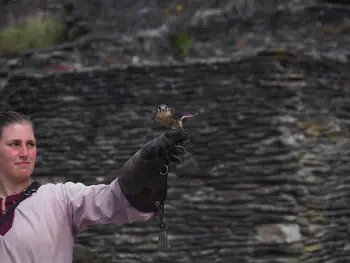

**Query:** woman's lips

left=16, top=162, right=30, bottom=165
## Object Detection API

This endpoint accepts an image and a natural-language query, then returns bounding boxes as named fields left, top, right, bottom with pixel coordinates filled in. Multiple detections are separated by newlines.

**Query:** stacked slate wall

left=1, top=49, right=350, bottom=262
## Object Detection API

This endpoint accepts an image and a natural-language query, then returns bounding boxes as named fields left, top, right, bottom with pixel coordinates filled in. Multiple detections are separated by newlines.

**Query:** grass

left=0, top=13, right=65, bottom=56
left=170, top=31, right=191, bottom=58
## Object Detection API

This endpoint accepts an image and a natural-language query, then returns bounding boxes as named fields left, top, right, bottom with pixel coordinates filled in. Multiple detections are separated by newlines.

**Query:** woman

left=0, top=111, right=188, bottom=263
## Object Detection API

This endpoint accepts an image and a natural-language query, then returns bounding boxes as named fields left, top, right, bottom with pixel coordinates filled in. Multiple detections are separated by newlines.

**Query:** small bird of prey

left=155, top=104, right=198, bottom=130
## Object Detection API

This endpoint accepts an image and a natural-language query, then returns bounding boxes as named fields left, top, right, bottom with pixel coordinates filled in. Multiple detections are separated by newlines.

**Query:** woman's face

left=0, top=122, right=37, bottom=183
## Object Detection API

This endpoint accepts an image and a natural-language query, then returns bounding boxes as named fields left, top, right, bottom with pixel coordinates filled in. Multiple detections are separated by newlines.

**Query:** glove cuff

left=121, top=187, right=167, bottom=213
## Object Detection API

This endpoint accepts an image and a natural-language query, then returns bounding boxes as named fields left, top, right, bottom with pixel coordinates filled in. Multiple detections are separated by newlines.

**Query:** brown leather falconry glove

left=118, top=129, right=188, bottom=248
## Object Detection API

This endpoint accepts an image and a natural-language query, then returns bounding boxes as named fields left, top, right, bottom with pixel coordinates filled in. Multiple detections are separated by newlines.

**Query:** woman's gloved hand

left=118, top=129, right=188, bottom=213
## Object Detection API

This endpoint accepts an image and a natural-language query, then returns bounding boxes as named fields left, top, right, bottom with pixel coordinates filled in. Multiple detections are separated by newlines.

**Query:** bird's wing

left=170, top=108, right=186, bottom=120
left=171, top=108, right=198, bottom=120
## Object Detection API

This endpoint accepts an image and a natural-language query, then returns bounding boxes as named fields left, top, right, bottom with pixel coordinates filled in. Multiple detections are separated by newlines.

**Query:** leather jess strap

left=0, top=181, right=41, bottom=227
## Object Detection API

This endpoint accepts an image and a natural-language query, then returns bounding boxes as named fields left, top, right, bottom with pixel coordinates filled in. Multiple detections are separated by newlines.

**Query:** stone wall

left=1, top=47, right=350, bottom=262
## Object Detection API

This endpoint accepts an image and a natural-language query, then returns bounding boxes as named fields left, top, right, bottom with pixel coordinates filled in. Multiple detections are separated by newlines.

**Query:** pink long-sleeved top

left=0, top=178, right=154, bottom=263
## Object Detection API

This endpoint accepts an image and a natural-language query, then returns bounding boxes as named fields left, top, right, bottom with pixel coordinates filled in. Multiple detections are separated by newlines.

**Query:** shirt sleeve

left=61, top=177, right=154, bottom=232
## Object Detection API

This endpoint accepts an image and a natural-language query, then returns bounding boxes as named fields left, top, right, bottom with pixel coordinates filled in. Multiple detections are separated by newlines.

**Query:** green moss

left=0, top=13, right=65, bottom=56
left=298, top=210, right=324, bottom=223
left=303, top=243, right=322, bottom=253
left=170, top=31, right=191, bottom=58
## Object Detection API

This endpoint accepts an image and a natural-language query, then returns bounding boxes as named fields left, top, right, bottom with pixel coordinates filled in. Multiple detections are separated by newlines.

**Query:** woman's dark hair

left=0, top=111, right=33, bottom=138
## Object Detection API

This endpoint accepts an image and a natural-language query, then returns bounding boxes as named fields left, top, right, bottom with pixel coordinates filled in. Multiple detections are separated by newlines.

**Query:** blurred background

left=0, top=0, right=349, bottom=262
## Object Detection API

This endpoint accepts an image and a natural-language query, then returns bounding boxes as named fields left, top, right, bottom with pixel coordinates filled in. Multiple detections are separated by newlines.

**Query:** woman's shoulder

left=35, top=182, right=67, bottom=200
left=36, top=181, right=92, bottom=198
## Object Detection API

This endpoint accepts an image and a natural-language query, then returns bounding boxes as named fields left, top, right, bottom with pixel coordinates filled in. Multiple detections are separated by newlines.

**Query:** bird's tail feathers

left=182, top=113, right=198, bottom=118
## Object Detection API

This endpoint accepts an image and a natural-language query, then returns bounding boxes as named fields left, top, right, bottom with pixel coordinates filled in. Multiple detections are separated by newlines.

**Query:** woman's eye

left=8, top=142, right=35, bottom=148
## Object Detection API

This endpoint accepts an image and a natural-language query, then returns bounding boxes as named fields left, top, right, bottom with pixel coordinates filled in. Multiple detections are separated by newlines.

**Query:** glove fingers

left=165, top=129, right=189, bottom=145
left=142, top=130, right=189, bottom=157
left=169, top=152, right=183, bottom=164
left=172, top=145, right=188, bottom=156
left=139, top=131, right=190, bottom=170
left=167, top=144, right=189, bottom=164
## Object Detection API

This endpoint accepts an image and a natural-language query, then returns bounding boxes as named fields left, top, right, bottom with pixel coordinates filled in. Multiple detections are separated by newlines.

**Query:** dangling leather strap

left=155, top=163, right=170, bottom=249
left=0, top=180, right=41, bottom=227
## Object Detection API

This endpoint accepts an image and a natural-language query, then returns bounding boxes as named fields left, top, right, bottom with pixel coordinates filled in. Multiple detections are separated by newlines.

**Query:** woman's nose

left=19, top=146, right=29, bottom=157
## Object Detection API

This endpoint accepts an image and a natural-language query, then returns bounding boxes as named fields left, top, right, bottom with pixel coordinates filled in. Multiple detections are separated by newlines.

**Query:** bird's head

left=157, top=104, right=168, bottom=112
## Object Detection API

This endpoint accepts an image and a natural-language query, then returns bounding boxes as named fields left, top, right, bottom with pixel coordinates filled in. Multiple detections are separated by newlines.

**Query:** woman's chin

left=13, top=170, right=33, bottom=181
